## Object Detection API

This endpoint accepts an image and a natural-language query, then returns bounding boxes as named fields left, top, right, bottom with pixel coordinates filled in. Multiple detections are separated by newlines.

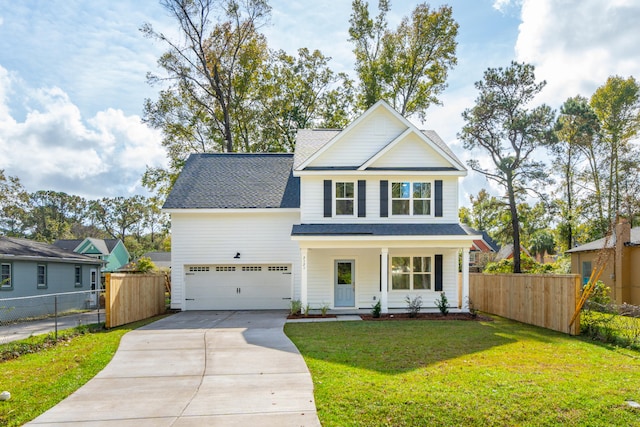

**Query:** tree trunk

left=506, top=174, right=521, bottom=273
left=566, top=147, right=573, bottom=250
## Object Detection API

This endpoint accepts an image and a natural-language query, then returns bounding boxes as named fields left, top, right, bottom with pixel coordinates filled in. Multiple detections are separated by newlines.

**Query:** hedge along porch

left=292, top=227, right=474, bottom=312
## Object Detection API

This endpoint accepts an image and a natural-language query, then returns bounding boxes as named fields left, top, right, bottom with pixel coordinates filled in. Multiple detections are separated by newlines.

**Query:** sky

left=0, top=0, right=639, bottom=204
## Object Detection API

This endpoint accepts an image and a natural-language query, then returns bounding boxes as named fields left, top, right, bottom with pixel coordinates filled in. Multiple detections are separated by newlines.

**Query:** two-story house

left=163, top=101, right=478, bottom=313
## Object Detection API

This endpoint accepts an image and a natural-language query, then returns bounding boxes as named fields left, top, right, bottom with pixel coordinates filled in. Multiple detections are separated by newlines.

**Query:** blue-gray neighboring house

left=0, top=236, right=103, bottom=321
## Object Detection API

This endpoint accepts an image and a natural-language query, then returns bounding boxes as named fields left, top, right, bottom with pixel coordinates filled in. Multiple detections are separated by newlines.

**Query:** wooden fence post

left=105, top=273, right=111, bottom=328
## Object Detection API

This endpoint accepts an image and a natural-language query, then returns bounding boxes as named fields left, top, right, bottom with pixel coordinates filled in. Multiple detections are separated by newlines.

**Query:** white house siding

left=305, top=247, right=461, bottom=310
left=306, top=248, right=381, bottom=309
left=169, top=210, right=301, bottom=310
left=300, top=175, right=459, bottom=224
left=368, top=133, right=452, bottom=169
left=310, top=108, right=407, bottom=167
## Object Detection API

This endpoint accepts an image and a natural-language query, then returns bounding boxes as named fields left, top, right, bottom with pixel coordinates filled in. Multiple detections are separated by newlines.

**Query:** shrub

left=302, top=303, right=311, bottom=317
left=290, top=300, right=302, bottom=316
left=581, top=283, right=640, bottom=350
left=465, top=296, right=477, bottom=317
left=405, top=295, right=422, bottom=318
left=435, top=292, right=449, bottom=316
left=484, top=252, right=553, bottom=274
left=371, top=300, right=381, bottom=318
left=133, top=257, right=156, bottom=273
left=320, top=302, right=330, bottom=317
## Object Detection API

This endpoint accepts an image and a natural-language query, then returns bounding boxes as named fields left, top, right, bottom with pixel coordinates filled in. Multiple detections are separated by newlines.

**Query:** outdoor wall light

left=234, top=252, right=241, bottom=259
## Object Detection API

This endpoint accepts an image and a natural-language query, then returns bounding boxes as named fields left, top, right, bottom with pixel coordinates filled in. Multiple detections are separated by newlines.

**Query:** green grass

left=0, top=315, right=170, bottom=427
left=285, top=316, right=640, bottom=426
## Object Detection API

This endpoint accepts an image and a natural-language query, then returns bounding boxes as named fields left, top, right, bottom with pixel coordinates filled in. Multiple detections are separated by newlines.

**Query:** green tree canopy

left=349, top=0, right=458, bottom=120
left=459, top=62, right=555, bottom=273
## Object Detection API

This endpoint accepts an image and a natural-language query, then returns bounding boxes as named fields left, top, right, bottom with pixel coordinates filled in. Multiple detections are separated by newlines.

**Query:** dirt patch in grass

left=360, top=312, right=492, bottom=321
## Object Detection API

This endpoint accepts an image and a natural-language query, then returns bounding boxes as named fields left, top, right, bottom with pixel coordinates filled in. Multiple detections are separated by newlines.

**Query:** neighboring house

left=567, top=220, right=640, bottom=305
left=494, top=243, right=531, bottom=262
left=460, top=225, right=500, bottom=272
left=164, top=101, right=479, bottom=313
left=54, top=238, right=130, bottom=272
left=0, top=236, right=103, bottom=320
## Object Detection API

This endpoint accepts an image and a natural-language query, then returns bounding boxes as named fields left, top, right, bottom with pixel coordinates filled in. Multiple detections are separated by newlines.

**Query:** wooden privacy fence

left=104, top=273, right=166, bottom=328
left=469, top=273, right=581, bottom=335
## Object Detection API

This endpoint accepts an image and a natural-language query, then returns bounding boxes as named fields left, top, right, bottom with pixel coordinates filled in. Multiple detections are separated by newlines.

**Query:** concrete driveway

left=27, top=311, right=321, bottom=426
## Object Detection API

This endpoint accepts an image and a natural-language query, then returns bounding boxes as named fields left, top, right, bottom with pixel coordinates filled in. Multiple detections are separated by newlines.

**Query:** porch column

left=381, top=248, right=389, bottom=313
left=462, top=248, right=470, bottom=311
left=300, top=248, right=308, bottom=308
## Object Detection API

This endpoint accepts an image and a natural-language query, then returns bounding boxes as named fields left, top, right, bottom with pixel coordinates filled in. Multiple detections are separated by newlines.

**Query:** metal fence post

left=54, top=295, right=58, bottom=340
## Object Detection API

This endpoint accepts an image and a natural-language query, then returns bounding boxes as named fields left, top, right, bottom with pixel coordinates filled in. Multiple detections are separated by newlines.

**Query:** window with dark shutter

left=323, top=180, right=332, bottom=217
left=435, top=180, right=443, bottom=217
left=358, top=180, right=366, bottom=217
left=380, top=180, right=388, bottom=217
left=435, top=254, right=443, bottom=291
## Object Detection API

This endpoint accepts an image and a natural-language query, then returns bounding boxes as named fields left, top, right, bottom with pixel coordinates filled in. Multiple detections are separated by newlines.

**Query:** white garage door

left=184, top=264, right=292, bottom=310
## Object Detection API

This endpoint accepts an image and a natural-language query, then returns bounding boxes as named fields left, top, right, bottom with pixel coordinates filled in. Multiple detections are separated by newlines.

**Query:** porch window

left=37, top=264, right=47, bottom=288
left=1, top=263, right=11, bottom=289
left=391, top=256, right=432, bottom=290
left=391, top=182, right=431, bottom=215
left=335, top=182, right=355, bottom=215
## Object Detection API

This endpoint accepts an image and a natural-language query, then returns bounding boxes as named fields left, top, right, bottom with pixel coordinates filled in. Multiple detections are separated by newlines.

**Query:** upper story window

left=335, top=182, right=355, bottom=216
left=37, top=264, right=47, bottom=288
left=391, top=182, right=431, bottom=215
left=1, top=263, right=11, bottom=289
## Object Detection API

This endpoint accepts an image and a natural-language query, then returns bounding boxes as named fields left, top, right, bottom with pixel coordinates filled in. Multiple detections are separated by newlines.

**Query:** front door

left=334, top=260, right=355, bottom=307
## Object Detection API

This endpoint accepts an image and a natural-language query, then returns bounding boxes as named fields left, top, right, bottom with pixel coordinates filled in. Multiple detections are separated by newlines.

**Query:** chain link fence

left=582, top=300, right=640, bottom=350
left=0, top=290, right=104, bottom=344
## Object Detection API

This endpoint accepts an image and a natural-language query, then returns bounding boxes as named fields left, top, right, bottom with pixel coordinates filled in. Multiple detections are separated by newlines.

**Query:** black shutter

left=435, top=254, right=443, bottom=291
left=435, top=180, right=443, bottom=217
left=358, top=180, right=366, bottom=217
left=323, top=180, right=332, bottom=217
left=380, top=180, right=388, bottom=217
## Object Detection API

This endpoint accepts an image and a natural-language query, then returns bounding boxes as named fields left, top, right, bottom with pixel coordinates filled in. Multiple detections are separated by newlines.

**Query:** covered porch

left=291, top=224, right=477, bottom=313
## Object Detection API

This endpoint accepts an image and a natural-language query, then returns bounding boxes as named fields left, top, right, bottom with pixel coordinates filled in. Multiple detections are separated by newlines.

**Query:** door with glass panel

left=334, top=260, right=355, bottom=307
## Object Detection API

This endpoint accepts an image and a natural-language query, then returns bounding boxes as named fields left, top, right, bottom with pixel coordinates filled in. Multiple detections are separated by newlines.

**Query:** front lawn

left=285, top=316, right=640, bottom=426
left=0, top=315, right=169, bottom=427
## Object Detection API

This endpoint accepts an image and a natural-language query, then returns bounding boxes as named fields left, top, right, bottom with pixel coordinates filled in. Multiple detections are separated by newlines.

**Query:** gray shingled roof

left=292, top=128, right=464, bottom=171
left=566, top=227, right=640, bottom=253
left=0, top=237, right=103, bottom=264
left=54, top=238, right=122, bottom=255
left=421, top=130, right=465, bottom=170
left=293, top=129, right=340, bottom=169
left=291, top=223, right=472, bottom=236
left=53, top=239, right=83, bottom=252
left=163, top=153, right=300, bottom=209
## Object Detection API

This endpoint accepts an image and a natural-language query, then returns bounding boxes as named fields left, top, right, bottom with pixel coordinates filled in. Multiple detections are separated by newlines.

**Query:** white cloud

left=493, top=0, right=512, bottom=12
left=515, top=0, right=640, bottom=106
left=0, top=65, right=166, bottom=200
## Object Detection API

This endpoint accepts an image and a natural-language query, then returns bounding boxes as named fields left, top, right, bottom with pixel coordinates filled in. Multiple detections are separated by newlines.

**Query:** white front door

left=334, top=260, right=355, bottom=307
